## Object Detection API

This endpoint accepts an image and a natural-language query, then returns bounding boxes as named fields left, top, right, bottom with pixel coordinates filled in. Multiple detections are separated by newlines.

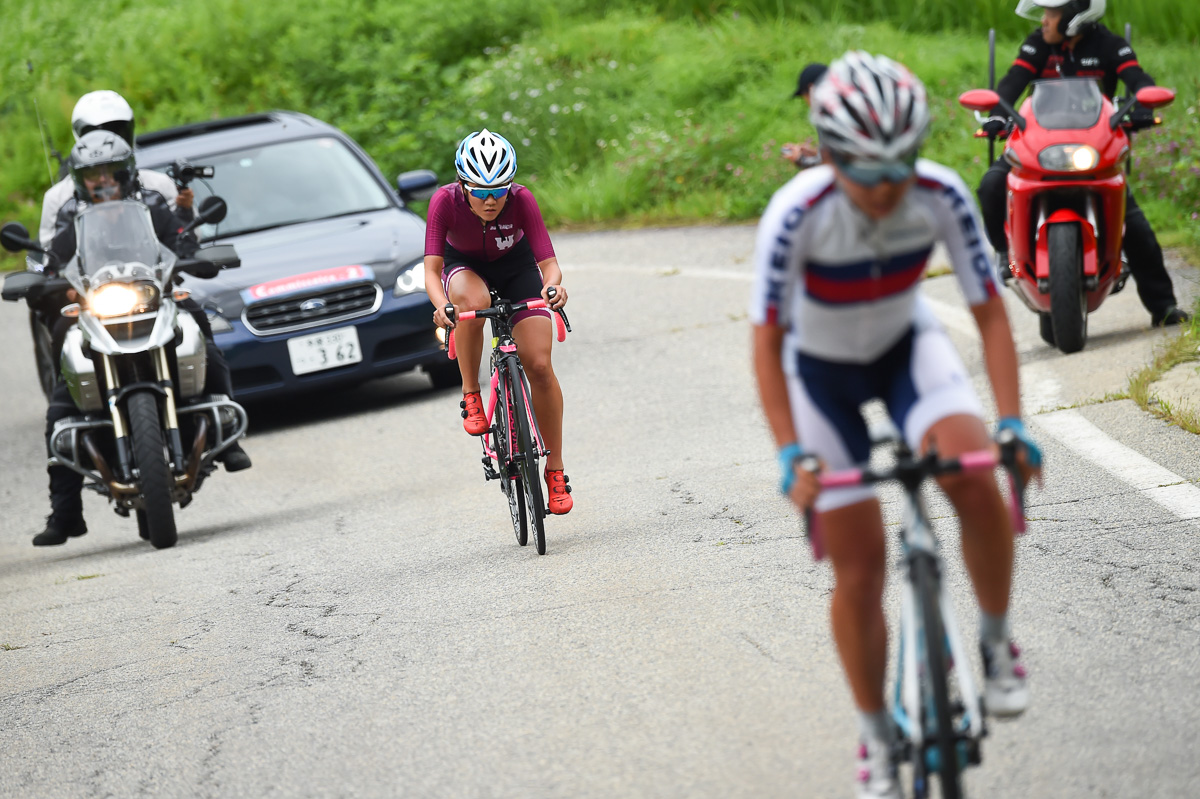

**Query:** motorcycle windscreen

left=74, top=200, right=162, bottom=276
left=1030, top=79, right=1105, bottom=130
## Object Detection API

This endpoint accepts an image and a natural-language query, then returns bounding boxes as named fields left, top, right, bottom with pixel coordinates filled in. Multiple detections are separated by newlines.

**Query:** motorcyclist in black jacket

left=977, top=0, right=1189, bottom=327
left=35, top=132, right=251, bottom=547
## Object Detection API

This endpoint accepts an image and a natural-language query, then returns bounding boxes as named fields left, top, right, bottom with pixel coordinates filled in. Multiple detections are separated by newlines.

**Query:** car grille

left=242, top=282, right=382, bottom=336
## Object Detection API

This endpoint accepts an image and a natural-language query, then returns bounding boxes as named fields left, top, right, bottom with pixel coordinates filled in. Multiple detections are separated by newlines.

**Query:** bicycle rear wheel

left=509, top=367, right=546, bottom=555
left=914, top=553, right=962, bottom=799
left=493, top=370, right=527, bottom=546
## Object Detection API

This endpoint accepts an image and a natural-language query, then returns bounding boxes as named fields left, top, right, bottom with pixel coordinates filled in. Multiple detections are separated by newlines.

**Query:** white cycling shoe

left=982, top=638, right=1030, bottom=718
left=855, top=737, right=902, bottom=799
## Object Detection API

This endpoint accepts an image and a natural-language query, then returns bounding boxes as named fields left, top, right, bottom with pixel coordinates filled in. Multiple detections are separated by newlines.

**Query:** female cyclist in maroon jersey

left=424, top=129, right=572, bottom=514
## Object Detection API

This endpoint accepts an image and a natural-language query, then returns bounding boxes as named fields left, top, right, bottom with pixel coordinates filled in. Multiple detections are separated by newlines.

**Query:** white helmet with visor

left=1015, top=0, right=1106, bottom=38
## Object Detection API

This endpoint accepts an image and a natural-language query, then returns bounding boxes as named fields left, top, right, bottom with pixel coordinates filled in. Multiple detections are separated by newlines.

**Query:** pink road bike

left=446, top=289, right=570, bottom=555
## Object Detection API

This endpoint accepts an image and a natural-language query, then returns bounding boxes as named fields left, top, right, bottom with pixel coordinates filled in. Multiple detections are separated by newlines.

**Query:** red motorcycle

left=959, top=79, right=1175, bottom=353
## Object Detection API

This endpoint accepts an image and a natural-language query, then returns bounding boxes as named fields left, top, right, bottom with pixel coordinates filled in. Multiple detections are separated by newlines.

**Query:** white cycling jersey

left=749, top=160, right=999, bottom=365
left=39, top=170, right=179, bottom=248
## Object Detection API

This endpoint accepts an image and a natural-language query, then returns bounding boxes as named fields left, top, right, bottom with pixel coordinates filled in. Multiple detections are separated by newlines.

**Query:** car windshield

left=75, top=200, right=162, bottom=275
left=1031, top=79, right=1105, bottom=131
left=189, top=137, right=392, bottom=238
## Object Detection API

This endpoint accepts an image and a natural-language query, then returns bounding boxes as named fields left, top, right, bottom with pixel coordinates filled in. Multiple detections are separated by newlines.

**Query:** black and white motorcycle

left=2, top=196, right=247, bottom=548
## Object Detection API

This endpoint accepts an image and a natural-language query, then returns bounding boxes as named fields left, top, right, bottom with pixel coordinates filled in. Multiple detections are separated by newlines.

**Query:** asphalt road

left=1, top=226, right=1198, bottom=798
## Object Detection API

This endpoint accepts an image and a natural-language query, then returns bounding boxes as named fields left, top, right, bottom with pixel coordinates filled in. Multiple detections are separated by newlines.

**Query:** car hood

left=182, top=208, right=426, bottom=316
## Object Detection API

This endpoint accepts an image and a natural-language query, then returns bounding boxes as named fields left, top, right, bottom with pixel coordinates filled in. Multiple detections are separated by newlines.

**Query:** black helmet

left=68, top=131, right=138, bottom=203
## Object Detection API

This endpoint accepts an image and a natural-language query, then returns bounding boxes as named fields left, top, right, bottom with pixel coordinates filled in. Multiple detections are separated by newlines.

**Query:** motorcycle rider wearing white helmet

left=751, top=51, right=1040, bottom=798
left=37, top=90, right=192, bottom=250
left=977, top=0, right=1189, bottom=327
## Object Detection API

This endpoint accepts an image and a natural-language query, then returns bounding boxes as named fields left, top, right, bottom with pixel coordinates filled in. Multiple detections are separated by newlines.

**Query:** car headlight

left=394, top=262, right=426, bottom=296
left=1038, top=144, right=1099, bottom=172
left=89, top=282, right=160, bottom=318
left=206, top=309, right=234, bottom=334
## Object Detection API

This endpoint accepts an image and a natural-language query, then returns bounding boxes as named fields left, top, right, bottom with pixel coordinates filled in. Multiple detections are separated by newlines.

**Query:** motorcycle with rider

left=968, top=0, right=1189, bottom=352
left=3, top=130, right=250, bottom=549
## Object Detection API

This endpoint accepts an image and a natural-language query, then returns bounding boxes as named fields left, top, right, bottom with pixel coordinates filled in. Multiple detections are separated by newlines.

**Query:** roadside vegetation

left=1127, top=298, right=1200, bottom=435
left=2, top=0, right=1197, bottom=271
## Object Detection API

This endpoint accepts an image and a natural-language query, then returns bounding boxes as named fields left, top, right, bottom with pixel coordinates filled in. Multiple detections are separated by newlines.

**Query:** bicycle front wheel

left=493, top=379, right=527, bottom=547
left=915, top=554, right=961, bottom=799
left=509, top=367, right=546, bottom=555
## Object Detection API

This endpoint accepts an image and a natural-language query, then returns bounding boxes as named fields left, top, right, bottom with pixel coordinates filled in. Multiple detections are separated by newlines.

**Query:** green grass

left=1127, top=298, right=1200, bottom=435
left=2, top=1, right=1198, bottom=270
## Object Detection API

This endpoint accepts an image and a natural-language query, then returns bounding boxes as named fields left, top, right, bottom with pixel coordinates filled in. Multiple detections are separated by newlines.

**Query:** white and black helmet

left=1016, top=0, right=1105, bottom=38
left=809, top=51, right=930, bottom=162
left=68, top=131, right=138, bottom=203
left=71, top=90, right=135, bottom=144
left=454, top=129, right=517, bottom=187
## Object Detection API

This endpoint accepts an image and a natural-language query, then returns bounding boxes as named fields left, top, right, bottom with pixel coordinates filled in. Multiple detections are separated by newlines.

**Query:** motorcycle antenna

left=987, top=28, right=996, bottom=164
left=27, top=59, right=64, bottom=189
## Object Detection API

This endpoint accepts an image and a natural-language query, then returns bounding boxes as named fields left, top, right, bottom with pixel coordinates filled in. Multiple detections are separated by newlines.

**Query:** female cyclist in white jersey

left=750, top=52, right=1043, bottom=799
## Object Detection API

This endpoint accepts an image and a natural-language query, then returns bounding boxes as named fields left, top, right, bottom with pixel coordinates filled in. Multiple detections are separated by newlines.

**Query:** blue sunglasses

left=831, top=151, right=919, bottom=187
left=463, top=183, right=512, bottom=200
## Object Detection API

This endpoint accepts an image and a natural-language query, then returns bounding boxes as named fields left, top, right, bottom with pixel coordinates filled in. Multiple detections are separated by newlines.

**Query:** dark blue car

left=135, top=111, right=460, bottom=400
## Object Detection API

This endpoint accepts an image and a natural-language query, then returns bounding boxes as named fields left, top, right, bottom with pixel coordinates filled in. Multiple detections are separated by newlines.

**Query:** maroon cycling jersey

left=424, top=182, right=556, bottom=263
left=997, top=24, right=1154, bottom=105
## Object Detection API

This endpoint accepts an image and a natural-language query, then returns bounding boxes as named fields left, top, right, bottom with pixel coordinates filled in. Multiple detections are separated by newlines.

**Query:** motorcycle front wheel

left=127, top=391, right=178, bottom=549
left=1048, top=223, right=1087, bottom=354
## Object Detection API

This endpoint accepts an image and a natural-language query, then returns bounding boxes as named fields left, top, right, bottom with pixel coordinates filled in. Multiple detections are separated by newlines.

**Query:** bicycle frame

left=811, top=439, right=1025, bottom=795
left=480, top=332, right=548, bottom=473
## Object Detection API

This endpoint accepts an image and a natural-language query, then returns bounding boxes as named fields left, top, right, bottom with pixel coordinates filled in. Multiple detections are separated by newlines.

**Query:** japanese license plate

left=286, top=326, right=363, bottom=376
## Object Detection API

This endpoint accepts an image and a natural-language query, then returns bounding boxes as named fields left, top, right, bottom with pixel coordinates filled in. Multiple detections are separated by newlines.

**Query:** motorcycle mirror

left=196, top=195, right=228, bottom=225
left=1, top=221, right=41, bottom=254
left=959, top=89, right=1001, bottom=113
left=1134, top=86, right=1175, bottom=110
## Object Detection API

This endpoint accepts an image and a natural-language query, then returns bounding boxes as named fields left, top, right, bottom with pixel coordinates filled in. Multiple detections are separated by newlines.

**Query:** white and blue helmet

left=454, top=129, right=517, bottom=187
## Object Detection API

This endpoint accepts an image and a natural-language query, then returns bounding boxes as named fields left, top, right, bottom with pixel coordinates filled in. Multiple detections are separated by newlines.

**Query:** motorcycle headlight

left=394, top=262, right=426, bottom=296
left=1038, top=144, right=1099, bottom=173
left=89, top=282, right=160, bottom=318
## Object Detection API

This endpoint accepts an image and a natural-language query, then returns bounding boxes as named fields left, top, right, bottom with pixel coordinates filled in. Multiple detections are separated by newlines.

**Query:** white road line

left=1035, top=410, right=1200, bottom=520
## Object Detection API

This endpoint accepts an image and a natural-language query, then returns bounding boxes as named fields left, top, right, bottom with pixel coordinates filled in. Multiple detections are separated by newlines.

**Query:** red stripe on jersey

left=1014, top=59, right=1037, bottom=73
left=1116, top=60, right=1140, bottom=73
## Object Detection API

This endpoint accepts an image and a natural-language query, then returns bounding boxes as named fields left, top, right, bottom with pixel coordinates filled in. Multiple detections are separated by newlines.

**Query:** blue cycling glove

left=996, top=417, right=1043, bottom=468
left=778, top=442, right=806, bottom=494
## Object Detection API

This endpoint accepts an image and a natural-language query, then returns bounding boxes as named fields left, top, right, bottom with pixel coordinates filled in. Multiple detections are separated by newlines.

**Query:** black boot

left=33, top=512, right=87, bottom=546
left=219, top=442, right=252, bottom=472
left=1152, top=306, right=1191, bottom=328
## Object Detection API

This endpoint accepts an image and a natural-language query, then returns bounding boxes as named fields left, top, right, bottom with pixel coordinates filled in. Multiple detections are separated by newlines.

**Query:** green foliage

left=1, top=0, right=1198, bottom=270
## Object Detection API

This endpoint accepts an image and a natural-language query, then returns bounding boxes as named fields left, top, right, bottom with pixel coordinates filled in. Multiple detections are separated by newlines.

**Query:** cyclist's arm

left=423, top=255, right=447, bottom=310
left=537, top=256, right=567, bottom=309
left=752, top=324, right=799, bottom=448
left=970, top=295, right=1022, bottom=420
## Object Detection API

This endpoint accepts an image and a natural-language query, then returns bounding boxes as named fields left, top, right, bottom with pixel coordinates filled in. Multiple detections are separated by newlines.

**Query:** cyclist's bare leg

left=446, top=270, right=492, bottom=394
left=512, top=315, right=564, bottom=471
left=924, top=413, right=1014, bottom=617
left=823, top=498, right=889, bottom=712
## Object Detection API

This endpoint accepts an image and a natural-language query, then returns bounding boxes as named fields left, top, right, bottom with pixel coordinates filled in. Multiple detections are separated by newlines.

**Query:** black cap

left=793, top=63, right=828, bottom=99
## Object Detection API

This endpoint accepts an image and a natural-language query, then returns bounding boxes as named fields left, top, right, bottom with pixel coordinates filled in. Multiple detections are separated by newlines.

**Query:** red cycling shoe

left=545, top=469, right=573, bottom=514
left=460, top=392, right=488, bottom=436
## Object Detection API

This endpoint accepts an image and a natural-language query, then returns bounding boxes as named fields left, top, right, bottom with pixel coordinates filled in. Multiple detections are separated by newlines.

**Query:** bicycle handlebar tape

left=554, top=312, right=566, bottom=342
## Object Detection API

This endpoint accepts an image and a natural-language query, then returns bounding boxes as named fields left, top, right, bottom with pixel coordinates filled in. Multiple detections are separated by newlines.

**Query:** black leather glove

left=1128, top=104, right=1157, bottom=131
left=981, top=116, right=1009, bottom=137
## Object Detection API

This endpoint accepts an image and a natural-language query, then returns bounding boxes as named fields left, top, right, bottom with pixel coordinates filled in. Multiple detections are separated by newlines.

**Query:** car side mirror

left=1, top=222, right=41, bottom=254
left=959, top=89, right=1001, bottom=113
left=197, top=195, right=228, bottom=225
left=396, top=170, right=439, bottom=203
left=1134, top=86, right=1175, bottom=109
